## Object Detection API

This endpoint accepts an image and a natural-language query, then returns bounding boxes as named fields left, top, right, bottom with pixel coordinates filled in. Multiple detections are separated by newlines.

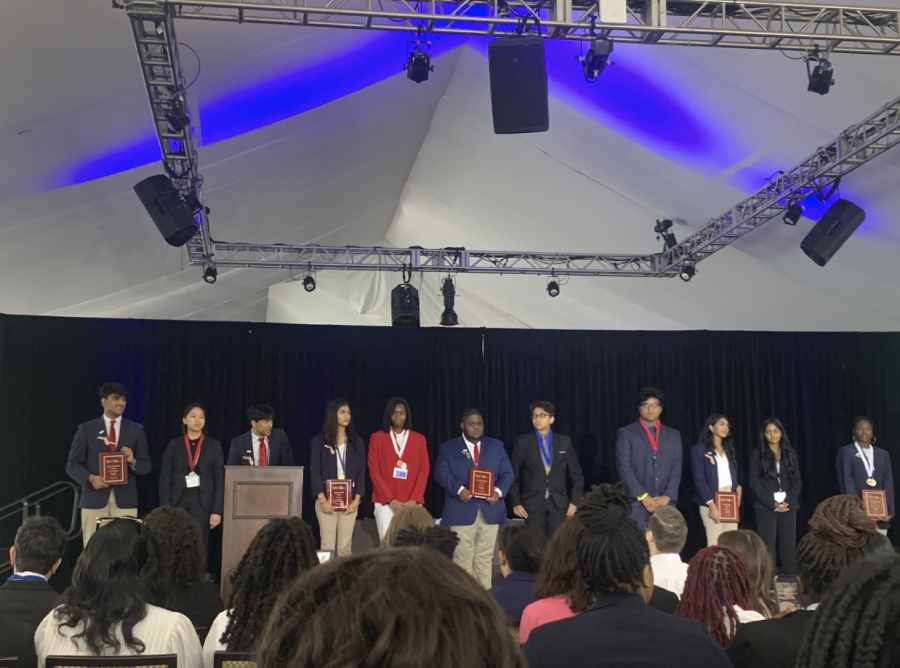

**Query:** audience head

left=256, top=548, right=526, bottom=668
left=181, top=402, right=207, bottom=435
left=718, top=530, right=778, bottom=618
left=323, top=398, right=358, bottom=450
left=223, top=517, right=318, bottom=652
left=383, top=396, right=412, bottom=432
left=57, top=520, right=163, bottom=654
left=575, top=484, right=652, bottom=601
left=535, top=517, right=593, bottom=614
left=676, top=545, right=753, bottom=647
left=143, top=506, right=206, bottom=587
left=796, top=555, right=900, bottom=668
left=498, top=524, right=547, bottom=577
left=795, top=494, right=877, bottom=604
left=646, top=505, right=688, bottom=556
left=11, top=516, right=66, bottom=578
left=380, top=504, right=435, bottom=547
left=392, top=525, right=460, bottom=559
left=247, top=404, right=275, bottom=437
left=867, top=533, right=896, bottom=559
left=636, top=387, right=664, bottom=423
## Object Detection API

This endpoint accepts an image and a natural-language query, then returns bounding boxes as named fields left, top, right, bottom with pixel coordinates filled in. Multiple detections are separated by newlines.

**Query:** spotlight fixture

left=440, top=276, right=458, bottom=327
left=806, top=51, right=834, bottom=95
left=164, top=93, right=191, bottom=132
left=679, top=263, right=696, bottom=282
left=654, top=219, right=678, bottom=250
left=578, top=38, right=614, bottom=83
left=202, top=264, right=217, bottom=284
left=405, top=41, right=433, bottom=84
left=546, top=279, right=560, bottom=298
left=303, top=274, right=316, bottom=293
left=391, top=283, right=420, bottom=327
left=783, top=203, right=803, bottom=226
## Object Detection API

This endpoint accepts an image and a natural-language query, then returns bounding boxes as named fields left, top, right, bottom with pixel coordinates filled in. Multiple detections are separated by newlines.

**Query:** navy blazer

left=615, top=421, right=683, bottom=509
left=508, top=431, right=584, bottom=513
left=66, top=417, right=151, bottom=510
left=837, top=443, right=894, bottom=524
left=524, top=592, right=732, bottom=668
left=227, top=428, right=294, bottom=466
left=434, top=435, right=513, bottom=526
left=159, top=435, right=225, bottom=515
left=691, top=444, right=739, bottom=506
left=488, top=571, right=538, bottom=622
left=309, top=434, right=366, bottom=499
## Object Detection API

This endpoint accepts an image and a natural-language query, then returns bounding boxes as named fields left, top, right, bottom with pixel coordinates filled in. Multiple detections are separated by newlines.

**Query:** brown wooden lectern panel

left=221, top=466, right=304, bottom=601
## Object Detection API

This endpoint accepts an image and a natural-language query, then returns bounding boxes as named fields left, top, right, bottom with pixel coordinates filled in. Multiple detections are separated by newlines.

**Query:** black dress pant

left=755, top=505, right=797, bottom=575
left=524, top=497, right=567, bottom=538
left=177, top=490, right=210, bottom=545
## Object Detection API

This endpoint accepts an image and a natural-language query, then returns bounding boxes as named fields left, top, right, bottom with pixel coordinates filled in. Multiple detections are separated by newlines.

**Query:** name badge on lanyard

left=184, top=434, right=204, bottom=488
left=391, top=430, right=409, bottom=480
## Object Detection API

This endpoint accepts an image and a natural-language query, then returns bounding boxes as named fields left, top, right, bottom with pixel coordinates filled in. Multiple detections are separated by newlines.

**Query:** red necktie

left=473, top=442, right=480, bottom=466
left=108, top=420, right=117, bottom=451
left=258, top=437, right=268, bottom=466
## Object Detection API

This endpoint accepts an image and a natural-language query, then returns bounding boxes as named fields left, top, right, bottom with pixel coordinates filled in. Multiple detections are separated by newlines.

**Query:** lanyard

left=390, top=430, right=409, bottom=460
left=536, top=430, right=553, bottom=469
left=184, top=434, right=204, bottom=472
left=639, top=419, right=660, bottom=452
left=336, top=442, right=347, bottom=475
left=855, top=442, right=875, bottom=478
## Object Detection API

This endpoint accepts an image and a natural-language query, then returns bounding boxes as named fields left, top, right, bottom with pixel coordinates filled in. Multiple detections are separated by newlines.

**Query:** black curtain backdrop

left=2, top=315, right=898, bottom=572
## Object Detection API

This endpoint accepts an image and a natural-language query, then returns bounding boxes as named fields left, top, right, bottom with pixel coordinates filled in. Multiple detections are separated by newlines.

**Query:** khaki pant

left=877, top=528, right=888, bottom=537
left=700, top=486, right=738, bottom=546
left=315, top=503, right=358, bottom=557
left=81, top=492, right=136, bottom=546
left=448, top=508, right=499, bottom=589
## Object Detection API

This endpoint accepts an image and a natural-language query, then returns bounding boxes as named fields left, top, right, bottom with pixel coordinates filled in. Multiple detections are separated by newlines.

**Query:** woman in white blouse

left=35, top=520, right=201, bottom=668
left=691, top=414, right=743, bottom=546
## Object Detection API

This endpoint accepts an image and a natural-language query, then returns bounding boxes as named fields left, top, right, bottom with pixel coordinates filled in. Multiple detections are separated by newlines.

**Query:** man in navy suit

left=434, top=408, right=514, bottom=588
left=837, top=416, right=894, bottom=535
left=615, top=387, right=683, bottom=528
left=66, top=382, right=151, bottom=546
left=227, top=404, right=294, bottom=466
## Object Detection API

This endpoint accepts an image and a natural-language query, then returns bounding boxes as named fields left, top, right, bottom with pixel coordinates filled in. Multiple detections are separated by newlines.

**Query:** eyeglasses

left=94, top=515, right=142, bottom=532
left=640, top=403, right=662, bottom=409
left=531, top=413, right=551, bottom=420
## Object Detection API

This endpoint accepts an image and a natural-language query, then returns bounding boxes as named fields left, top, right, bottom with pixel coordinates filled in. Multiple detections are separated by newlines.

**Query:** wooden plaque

left=715, top=491, right=740, bottom=523
left=99, top=451, right=128, bottom=485
left=327, top=479, right=353, bottom=512
left=862, top=489, right=889, bottom=521
left=469, top=467, right=495, bottom=499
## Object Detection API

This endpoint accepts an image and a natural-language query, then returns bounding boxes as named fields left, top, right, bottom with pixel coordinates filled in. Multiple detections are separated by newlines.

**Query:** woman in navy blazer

left=837, top=416, right=894, bottom=535
left=691, top=414, right=741, bottom=546
left=310, top=398, right=366, bottom=557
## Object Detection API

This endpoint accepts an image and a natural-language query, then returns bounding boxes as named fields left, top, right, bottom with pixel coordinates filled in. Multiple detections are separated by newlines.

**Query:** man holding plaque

left=66, top=382, right=151, bottom=546
left=837, top=416, right=894, bottom=535
left=434, top=408, right=514, bottom=588
left=615, top=388, right=683, bottom=528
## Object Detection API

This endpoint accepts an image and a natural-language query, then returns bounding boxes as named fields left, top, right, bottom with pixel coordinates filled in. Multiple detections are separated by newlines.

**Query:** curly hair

left=676, top=545, right=753, bottom=647
left=535, top=517, right=593, bottom=613
left=718, top=530, right=779, bottom=618
left=380, top=505, right=435, bottom=547
left=392, top=526, right=460, bottom=560
left=143, top=506, right=206, bottom=587
left=796, top=555, right=900, bottom=668
left=221, top=517, right=319, bottom=652
left=256, top=548, right=526, bottom=668
left=795, top=494, right=877, bottom=598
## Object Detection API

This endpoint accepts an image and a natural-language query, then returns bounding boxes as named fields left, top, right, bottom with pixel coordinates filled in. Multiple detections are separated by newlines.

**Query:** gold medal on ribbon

left=867, top=477, right=877, bottom=487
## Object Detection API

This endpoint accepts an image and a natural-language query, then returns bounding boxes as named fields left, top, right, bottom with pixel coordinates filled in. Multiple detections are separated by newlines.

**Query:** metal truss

left=660, top=92, right=900, bottom=271
left=112, top=0, right=900, bottom=56
left=183, top=242, right=668, bottom=276
left=123, top=1, right=213, bottom=260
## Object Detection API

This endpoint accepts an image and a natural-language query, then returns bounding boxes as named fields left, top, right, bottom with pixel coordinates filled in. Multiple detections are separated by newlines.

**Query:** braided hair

left=796, top=494, right=877, bottom=599
left=796, top=555, right=900, bottom=668
left=575, top=483, right=649, bottom=597
left=676, top=545, right=753, bottom=647
left=221, top=517, right=319, bottom=652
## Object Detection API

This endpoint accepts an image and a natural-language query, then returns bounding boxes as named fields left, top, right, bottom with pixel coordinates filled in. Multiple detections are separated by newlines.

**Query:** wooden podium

left=221, top=465, right=304, bottom=601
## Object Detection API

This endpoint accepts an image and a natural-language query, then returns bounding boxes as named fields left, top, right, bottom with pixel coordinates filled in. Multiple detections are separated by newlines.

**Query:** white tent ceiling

left=3, top=0, right=900, bottom=329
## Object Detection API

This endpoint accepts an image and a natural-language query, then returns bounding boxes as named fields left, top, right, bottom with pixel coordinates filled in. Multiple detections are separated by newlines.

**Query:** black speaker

left=391, top=284, right=420, bottom=327
left=800, top=199, right=866, bottom=267
left=488, top=35, right=549, bottom=134
left=134, top=175, right=199, bottom=247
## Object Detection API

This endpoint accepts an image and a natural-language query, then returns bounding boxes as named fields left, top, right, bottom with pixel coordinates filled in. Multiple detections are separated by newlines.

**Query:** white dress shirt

left=650, top=553, right=689, bottom=598
left=715, top=452, right=733, bottom=491
left=459, top=436, right=502, bottom=498
left=202, top=609, right=231, bottom=668
left=251, top=432, right=269, bottom=465
left=35, top=604, right=201, bottom=668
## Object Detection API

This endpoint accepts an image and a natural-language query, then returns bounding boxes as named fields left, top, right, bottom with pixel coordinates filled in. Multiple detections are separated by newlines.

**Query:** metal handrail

left=0, top=481, right=81, bottom=575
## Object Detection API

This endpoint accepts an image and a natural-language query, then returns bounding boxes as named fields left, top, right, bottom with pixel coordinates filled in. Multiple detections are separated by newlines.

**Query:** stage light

left=679, top=264, right=696, bottom=282
left=440, top=277, right=458, bottom=327
left=202, top=264, right=217, bottom=284
left=303, top=274, right=316, bottom=292
left=391, top=283, right=420, bottom=327
left=546, top=279, right=560, bottom=298
left=578, top=39, right=613, bottom=83
left=405, top=44, right=433, bottom=83
left=164, top=94, right=191, bottom=132
left=783, top=203, right=803, bottom=226
left=654, top=219, right=677, bottom=250
left=807, top=59, right=834, bottom=95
